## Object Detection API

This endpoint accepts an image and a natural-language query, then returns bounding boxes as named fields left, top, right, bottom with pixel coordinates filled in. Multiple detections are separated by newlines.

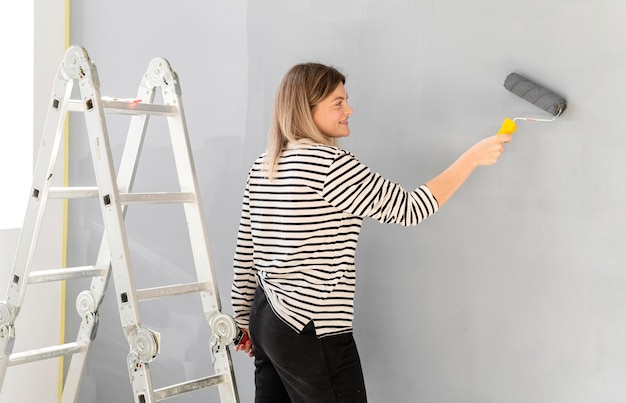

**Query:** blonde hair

left=264, top=63, right=346, bottom=179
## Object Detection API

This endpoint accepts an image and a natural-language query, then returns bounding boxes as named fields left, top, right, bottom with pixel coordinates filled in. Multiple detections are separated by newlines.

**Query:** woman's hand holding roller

left=466, top=134, right=512, bottom=167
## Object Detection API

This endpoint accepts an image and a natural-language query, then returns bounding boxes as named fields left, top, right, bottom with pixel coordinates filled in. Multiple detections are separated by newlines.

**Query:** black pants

left=249, top=287, right=367, bottom=403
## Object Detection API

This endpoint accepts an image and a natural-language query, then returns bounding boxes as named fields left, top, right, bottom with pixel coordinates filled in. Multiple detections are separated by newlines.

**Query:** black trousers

left=249, top=287, right=367, bottom=403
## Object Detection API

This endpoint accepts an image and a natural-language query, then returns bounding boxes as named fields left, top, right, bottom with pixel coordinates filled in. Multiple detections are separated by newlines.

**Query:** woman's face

left=311, top=82, right=353, bottom=138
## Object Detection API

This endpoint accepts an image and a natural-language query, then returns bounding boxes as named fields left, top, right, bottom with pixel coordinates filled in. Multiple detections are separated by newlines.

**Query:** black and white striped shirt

left=231, top=141, right=439, bottom=337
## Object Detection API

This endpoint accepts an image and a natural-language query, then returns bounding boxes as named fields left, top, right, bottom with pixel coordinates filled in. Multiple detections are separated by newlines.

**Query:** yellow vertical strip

left=58, top=1, right=71, bottom=401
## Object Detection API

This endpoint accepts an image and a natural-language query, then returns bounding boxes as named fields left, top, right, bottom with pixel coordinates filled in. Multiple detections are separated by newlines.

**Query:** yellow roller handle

left=497, top=117, right=517, bottom=135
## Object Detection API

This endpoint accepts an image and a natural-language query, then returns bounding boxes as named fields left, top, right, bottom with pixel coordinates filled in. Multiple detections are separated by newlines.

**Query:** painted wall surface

left=64, top=1, right=626, bottom=402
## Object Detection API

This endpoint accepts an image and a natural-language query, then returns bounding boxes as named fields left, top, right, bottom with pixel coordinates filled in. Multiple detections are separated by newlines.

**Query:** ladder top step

left=67, top=98, right=177, bottom=116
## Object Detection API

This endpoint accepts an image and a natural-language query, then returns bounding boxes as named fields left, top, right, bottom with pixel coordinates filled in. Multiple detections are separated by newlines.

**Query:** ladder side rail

left=110, top=65, right=164, bottom=403
left=161, top=70, right=222, bottom=317
left=83, top=76, right=157, bottom=316
left=0, top=67, right=74, bottom=385
left=71, top=77, right=157, bottom=370
left=62, top=79, right=153, bottom=401
left=77, top=55, right=144, bottom=338
left=4, top=75, right=74, bottom=309
left=161, top=63, right=240, bottom=403
left=214, top=348, right=239, bottom=403
left=55, top=47, right=119, bottom=403
left=74, top=52, right=158, bottom=403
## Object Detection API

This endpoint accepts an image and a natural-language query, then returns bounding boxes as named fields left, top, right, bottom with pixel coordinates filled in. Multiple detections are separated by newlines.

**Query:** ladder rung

left=47, top=188, right=195, bottom=204
left=153, top=374, right=227, bottom=401
left=28, top=266, right=108, bottom=284
left=67, top=99, right=177, bottom=116
left=136, top=282, right=213, bottom=301
left=8, top=342, right=86, bottom=366
left=48, top=186, right=99, bottom=199
left=119, top=192, right=196, bottom=205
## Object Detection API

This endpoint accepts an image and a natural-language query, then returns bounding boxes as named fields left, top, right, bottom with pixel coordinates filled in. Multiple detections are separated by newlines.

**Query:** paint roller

left=497, top=72, right=567, bottom=134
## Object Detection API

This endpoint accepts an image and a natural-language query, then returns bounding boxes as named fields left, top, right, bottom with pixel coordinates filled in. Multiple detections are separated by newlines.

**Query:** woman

left=232, top=63, right=511, bottom=402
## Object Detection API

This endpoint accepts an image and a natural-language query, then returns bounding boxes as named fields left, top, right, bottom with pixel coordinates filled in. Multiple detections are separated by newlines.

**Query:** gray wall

left=64, top=1, right=626, bottom=402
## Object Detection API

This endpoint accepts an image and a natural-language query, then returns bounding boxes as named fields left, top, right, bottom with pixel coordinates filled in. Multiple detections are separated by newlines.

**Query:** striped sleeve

left=231, top=176, right=257, bottom=329
left=322, top=151, right=439, bottom=225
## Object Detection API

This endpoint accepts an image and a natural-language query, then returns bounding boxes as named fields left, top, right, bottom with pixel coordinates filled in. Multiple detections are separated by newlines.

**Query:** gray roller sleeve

left=504, top=73, right=567, bottom=116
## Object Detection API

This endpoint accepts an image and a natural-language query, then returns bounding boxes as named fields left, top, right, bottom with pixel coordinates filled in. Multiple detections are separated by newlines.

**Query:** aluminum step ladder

left=0, top=45, right=240, bottom=402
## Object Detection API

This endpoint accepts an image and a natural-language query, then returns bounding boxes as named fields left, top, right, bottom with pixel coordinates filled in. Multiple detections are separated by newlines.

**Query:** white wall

left=64, top=1, right=626, bottom=402
left=0, top=1, right=66, bottom=402
left=0, top=2, right=32, bottom=230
